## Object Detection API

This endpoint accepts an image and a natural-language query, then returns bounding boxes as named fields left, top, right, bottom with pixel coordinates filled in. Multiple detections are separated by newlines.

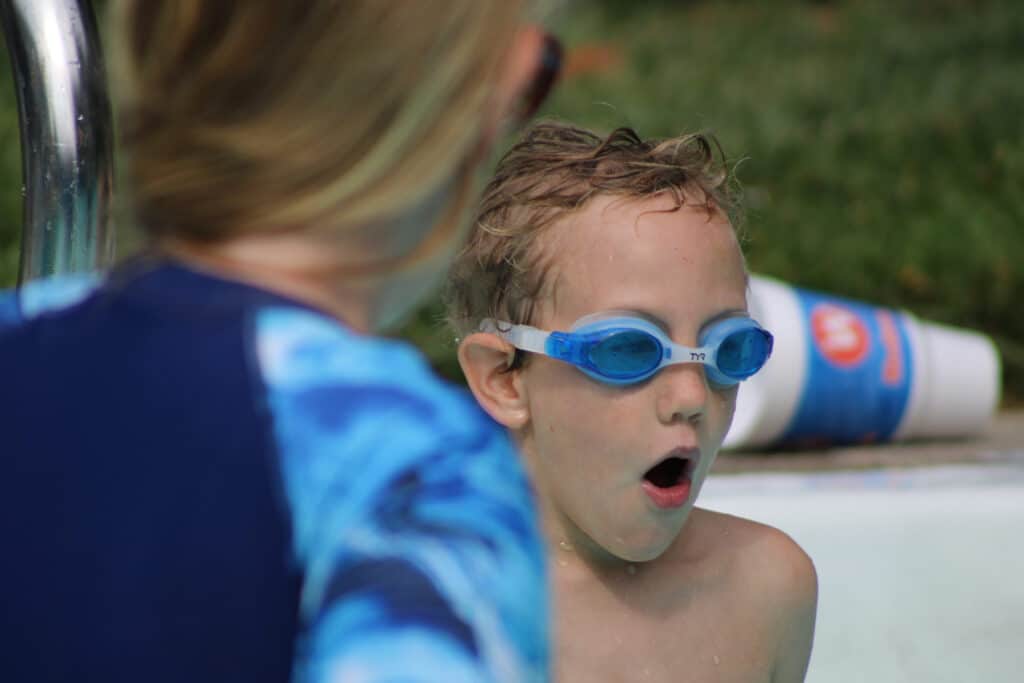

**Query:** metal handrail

left=1, top=0, right=113, bottom=284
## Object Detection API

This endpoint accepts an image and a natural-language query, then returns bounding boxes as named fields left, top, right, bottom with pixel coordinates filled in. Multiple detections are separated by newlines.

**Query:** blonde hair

left=109, top=1, right=527, bottom=261
left=445, top=121, right=741, bottom=338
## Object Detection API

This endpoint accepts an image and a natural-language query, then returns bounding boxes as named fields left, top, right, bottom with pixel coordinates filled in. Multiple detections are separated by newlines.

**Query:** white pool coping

left=701, top=461, right=1024, bottom=683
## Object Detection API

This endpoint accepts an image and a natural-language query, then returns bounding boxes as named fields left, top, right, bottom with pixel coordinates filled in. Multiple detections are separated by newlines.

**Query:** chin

left=603, top=529, right=678, bottom=564
left=615, top=546, right=669, bottom=564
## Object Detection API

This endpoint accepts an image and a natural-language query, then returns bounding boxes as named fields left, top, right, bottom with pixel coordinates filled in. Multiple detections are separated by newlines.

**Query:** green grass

left=0, top=34, right=23, bottom=286
left=1, top=0, right=1021, bottom=401
left=408, top=0, right=1024, bottom=401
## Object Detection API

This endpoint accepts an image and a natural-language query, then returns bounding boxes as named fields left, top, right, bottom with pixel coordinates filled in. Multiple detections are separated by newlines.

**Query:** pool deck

left=703, top=412, right=1024, bottom=683
left=715, top=409, right=1024, bottom=473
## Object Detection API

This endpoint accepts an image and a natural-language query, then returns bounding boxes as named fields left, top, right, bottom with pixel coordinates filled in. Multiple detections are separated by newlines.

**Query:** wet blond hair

left=445, top=121, right=741, bottom=338
left=109, top=1, right=529, bottom=265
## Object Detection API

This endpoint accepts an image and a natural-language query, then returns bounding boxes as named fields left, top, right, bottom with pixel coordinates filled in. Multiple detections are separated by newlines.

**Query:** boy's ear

left=458, top=332, right=530, bottom=430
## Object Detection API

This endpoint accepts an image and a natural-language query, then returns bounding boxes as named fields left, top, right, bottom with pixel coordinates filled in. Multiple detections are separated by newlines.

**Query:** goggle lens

left=589, top=330, right=662, bottom=380
left=715, top=328, right=773, bottom=380
left=491, top=314, right=772, bottom=386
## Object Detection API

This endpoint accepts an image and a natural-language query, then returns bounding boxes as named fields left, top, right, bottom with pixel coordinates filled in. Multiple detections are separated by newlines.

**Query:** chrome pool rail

left=1, top=0, right=114, bottom=284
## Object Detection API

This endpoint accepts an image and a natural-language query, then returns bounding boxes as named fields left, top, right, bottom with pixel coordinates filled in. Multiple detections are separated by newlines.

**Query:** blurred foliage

left=0, top=31, right=22, bottom=283
left=0, top=0, right=1020, bottom=401
left=405, top=0, right=1024, bottom=401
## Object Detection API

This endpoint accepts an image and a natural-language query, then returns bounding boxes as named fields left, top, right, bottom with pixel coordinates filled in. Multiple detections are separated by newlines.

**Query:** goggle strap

left=504, top=324, right=549, bottom=355
left=480, top=320, right=549, bottom=355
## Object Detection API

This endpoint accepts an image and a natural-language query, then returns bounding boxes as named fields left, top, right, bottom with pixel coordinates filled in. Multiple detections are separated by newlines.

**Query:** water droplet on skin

left=558, top=540, right=574, bottom=552
left=556, top=558, right=568, bottom=567
left=713, top=655, right=721, bottom=665
left=626, top=565, right=637, bottom=576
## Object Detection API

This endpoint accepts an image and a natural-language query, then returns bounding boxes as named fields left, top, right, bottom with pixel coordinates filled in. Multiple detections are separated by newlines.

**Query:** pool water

left=701, top=459, right=1024, bottom=683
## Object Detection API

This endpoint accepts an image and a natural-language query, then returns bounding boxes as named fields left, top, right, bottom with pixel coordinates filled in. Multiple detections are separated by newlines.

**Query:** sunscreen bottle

left=725, top=275, right=1001, bottom=450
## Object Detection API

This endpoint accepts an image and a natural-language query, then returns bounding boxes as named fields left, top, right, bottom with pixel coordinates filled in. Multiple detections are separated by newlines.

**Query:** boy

left=446, top=122, right=817, bottom=682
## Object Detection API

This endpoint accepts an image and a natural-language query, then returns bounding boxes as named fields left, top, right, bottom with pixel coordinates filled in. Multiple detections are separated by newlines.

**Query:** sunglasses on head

left=515, top=32, right=563, bottom=125
left=482, top=311, right=774, bottom=387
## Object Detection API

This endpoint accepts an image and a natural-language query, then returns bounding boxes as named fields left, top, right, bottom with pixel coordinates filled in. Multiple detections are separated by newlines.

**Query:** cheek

left=372, top=251, right=452, bottom=330
left=530, top=360, right=643, bottom=415
left=704, top=387, right=738, bottom=448
left=525, top=367, right=642, bottom=464
left=719, top=386, right=738, bottom=422
left=529, top=383, right=608, bottom=452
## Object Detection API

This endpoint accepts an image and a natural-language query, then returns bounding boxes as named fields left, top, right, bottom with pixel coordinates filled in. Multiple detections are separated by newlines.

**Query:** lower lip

left=642, top=477, right=692, bottom=509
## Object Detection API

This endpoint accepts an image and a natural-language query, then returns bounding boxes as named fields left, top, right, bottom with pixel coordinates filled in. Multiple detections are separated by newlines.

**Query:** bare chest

left=552, top=571, right=775, bottom=683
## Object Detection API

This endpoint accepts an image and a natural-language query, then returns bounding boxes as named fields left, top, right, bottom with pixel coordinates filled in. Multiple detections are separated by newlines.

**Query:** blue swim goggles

left=481, top=311, right=773, bottom=387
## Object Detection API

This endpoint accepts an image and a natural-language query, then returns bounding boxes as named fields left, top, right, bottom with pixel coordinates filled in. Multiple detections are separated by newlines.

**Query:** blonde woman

left=0, top=3, right=561, bottom=682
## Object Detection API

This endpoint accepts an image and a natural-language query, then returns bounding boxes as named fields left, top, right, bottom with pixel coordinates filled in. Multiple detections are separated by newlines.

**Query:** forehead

left=536, top=193, right=747, bottom=326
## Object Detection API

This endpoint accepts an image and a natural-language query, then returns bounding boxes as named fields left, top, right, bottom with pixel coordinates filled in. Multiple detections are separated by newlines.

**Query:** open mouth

left=643, top=456, right=690, bottom=489
left=641, top=455, right=694, bottom=509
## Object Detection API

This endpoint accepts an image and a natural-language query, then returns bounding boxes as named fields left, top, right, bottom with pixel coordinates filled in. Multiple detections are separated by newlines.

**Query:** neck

left=534, top=485, right=638, bottom=576
left=162, top=234, right=383, bottom=332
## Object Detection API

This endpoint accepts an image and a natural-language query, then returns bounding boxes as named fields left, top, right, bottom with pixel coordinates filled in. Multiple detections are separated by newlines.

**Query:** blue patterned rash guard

left=0, top=259, right=549, bottom=683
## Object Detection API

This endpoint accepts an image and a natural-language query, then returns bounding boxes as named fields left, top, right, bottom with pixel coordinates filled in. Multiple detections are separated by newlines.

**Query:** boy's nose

left=654, top=363, right=708, bottom=426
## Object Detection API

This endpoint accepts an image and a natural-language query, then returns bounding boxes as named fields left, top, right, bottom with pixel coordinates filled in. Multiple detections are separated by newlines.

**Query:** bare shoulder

left=687, top=508, right=818, bottom=681
left=687, top=507, right=817, bottom=609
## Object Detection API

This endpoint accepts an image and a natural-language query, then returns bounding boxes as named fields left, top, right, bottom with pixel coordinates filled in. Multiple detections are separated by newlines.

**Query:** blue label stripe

left=781, top=289, right=914, bottom=447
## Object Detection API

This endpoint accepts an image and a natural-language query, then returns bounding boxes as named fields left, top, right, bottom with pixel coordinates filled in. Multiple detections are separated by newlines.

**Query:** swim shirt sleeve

left=0, top=273, right=101, bottom=333
left=254, top=308, right=549, bottom=683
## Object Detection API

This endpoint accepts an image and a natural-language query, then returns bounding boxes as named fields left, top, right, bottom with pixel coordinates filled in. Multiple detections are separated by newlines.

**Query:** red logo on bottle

left=811, top=304, right=870, bottom=367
